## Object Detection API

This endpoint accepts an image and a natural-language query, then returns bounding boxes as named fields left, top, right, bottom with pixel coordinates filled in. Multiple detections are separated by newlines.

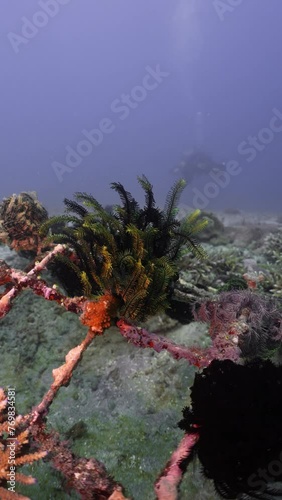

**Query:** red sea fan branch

left=155, top=432, right=199, bottom=500
left=117, top=319, right=240, bottom=367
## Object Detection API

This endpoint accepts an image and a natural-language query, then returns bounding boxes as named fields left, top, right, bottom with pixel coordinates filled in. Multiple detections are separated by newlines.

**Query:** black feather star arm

left=110, top=181, right=140, bottom=225
left=163, top=178, right=187, bottom=225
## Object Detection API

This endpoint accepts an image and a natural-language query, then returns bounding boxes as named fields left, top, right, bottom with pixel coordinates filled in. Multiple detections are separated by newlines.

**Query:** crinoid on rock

left=40, top=176, right=208, bottom=322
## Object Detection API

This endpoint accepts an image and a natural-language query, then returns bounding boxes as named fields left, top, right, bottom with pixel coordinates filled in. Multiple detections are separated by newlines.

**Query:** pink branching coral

left=154, top=432, right=200, bottom=500
left=117, top=318, right=240, bottom=368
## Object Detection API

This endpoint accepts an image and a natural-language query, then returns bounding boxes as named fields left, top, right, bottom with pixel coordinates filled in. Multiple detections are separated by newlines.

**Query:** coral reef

left=1, top=181, right=282, bottom=498
left=169, top=245, right=247, bottom=322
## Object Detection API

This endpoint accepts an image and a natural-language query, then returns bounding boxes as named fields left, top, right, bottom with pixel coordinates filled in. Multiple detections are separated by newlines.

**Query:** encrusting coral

left=80, top=292, right=119, bottom=333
